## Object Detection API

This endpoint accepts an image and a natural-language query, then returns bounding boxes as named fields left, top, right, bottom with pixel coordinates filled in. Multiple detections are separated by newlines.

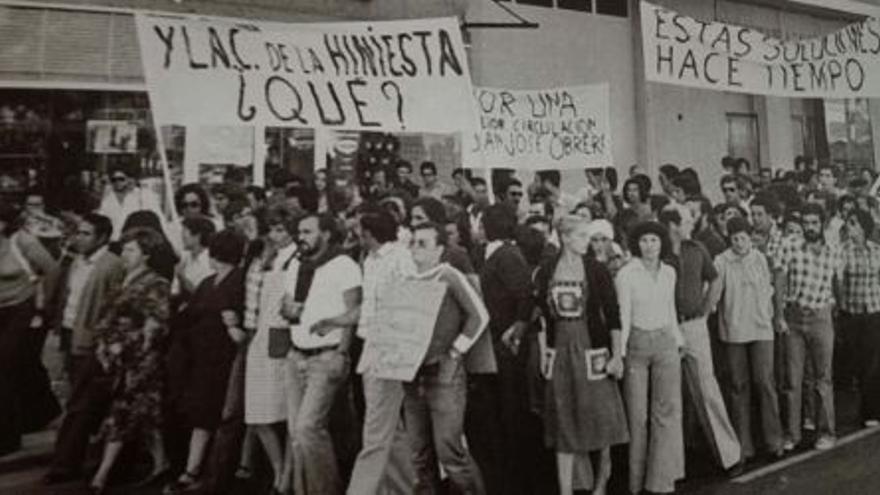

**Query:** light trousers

left=624, top=327, right=684, bottom=494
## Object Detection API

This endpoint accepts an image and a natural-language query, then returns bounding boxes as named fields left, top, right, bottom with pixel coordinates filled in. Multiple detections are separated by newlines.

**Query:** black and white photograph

left=2, top=1, right=880, bottom=495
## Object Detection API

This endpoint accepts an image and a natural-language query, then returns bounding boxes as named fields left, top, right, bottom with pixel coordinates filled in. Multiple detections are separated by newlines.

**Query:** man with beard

left=774, top=203, right=844, bottom=452
left=282, top=213, right=362, bottom=495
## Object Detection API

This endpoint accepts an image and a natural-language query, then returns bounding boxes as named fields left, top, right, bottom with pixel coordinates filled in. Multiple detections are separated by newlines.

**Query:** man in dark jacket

left=471, top=203, right=537, bottom=495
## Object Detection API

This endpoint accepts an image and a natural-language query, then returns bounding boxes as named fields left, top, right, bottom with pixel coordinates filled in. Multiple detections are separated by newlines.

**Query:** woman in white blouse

left=615, top=221, right=684, bottom=495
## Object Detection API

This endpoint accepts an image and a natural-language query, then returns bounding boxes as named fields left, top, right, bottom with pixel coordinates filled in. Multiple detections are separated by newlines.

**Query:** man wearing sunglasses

left=97, top=161, right=165, bottom=240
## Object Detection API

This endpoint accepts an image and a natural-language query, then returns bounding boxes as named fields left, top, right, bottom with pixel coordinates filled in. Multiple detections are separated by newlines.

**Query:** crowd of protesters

left=0, top=151, right=879, bottom=495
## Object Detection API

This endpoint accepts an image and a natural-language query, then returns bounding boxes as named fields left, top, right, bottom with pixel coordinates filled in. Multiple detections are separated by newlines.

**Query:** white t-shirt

left=98, top=186, right=166, bottom=240
left=290, top=255, right=362, bottom=349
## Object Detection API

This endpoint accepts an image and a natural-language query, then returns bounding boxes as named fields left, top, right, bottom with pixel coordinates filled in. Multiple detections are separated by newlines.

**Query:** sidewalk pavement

left=0, top=430, right=56, bottom=476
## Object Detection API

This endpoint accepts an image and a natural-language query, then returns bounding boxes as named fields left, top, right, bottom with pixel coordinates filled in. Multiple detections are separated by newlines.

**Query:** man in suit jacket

left=471, top=203, right=537, bottom=495
left=45, top=213, right=125, bottom=484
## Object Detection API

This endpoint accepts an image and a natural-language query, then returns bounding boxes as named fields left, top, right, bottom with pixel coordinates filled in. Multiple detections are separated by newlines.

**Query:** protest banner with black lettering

left=463, top=84, right=612, bottom=170
left=641, top=0, right=880, bottom=97
left=134, top=14, right=478, bottom=133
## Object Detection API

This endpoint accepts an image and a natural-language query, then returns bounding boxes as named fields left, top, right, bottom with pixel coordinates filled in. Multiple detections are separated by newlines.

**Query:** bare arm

left=310, top=287, right=362, bottom=352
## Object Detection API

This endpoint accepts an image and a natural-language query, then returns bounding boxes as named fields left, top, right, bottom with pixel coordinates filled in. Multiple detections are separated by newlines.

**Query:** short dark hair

left=720, top=174, right=739, bottom=189
left=818, top=164, right=836, bottom=177
left=659, top=164, right=679, bottom=180
left=82, top=213, right=113, bottom=242
left=175, top=183, right=211, bottom=216
left=265, top=206, right=299, bottom=236
left=538, top=170, right=561, bottom=189
left=420, top=161, right=438, bottom=175
left=727, top=216, right=752, bottom=237
left=452, top=168, right=467, bottom=179
left=209, top=230, right=246, bottom=265
left=360, top=210, right=398, bottom=244
left=628, top=221, right=671, bottom=259
left=677, top=168, right=701, bottom=196
left=658, top=208, right=682, bottom=227
left=412, top=221, right=448, bottom=247
left=246, top=185, right=267, bottom=203
left=504, top=178, right=523, bottom=193
left=848, top=208, right=875, bottom=238
left=412, top=196, right=448, bottom=225
left=482, top=203, right=517, bottom=241
left=122, top=210, right=163, bottom=236
left=470, top=177, right=487, bottom=189
left=182, top=216, right=216, bottom=248
left=801, top=202, right=826, bottom=225
left=722, top=203, right=749, bottom=219
left=302, top=213, right=343, bottom=245
left=749, top=192, right=781, bottom=218
left=106, top=160, right=139, bottom=180
left=120, top=227, right=165, bottom=265
left=396, top=160, right=413, bottom=173
left=623, top=177, right=650, bottom=202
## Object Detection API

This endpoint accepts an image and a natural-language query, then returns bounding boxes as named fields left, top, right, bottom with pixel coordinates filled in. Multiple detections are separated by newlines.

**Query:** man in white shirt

left=282, top=213, right=362, bottom=495
left=348, top=210, right=417, bottom=495
left=98, top=162, right=166, bottom=240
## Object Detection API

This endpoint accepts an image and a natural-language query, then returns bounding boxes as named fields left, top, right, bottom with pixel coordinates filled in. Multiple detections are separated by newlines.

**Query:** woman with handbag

left=535, top=215, right=629, bottom=495
left=241, top=207, right=300, bottom=495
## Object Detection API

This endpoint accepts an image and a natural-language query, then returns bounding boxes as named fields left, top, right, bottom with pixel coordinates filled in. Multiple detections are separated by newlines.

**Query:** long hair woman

left=615, top=221, right=684, bottom=495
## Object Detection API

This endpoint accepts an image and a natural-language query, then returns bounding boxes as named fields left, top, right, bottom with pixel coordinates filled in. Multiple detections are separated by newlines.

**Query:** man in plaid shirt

left=774, top=203, right=844, bottom=452
left=839, top=209, right=880, bottom=427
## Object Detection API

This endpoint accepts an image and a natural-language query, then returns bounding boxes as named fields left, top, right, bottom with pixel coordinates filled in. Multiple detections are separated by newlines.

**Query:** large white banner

left=641, top=1, right=880, bottom=97
left=463, top=84, right=612, bottom=170
left=134, top=14, right=478, bottom=133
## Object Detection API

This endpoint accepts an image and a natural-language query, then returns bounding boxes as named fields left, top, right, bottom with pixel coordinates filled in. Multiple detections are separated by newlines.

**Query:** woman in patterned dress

left=535, top=215, right=629, bottom=495
left=89, top=227, right=171, bottom=493
left=241, top=207, right=299, bottom=494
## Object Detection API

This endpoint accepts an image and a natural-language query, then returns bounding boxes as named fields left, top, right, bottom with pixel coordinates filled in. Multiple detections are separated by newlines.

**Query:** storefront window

left=824, top=99, right=875, bottom=170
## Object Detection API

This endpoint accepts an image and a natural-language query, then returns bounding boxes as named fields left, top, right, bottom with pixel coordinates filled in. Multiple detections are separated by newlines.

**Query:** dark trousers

left=839, top=312, right=880, bottom=421
left=198, top=349, right=247, bottom=494
left=50, top=354, right=114, bottom=475
left=466, top=342, right=551, bottom=495
left=0, top=301, right=33, bottom=454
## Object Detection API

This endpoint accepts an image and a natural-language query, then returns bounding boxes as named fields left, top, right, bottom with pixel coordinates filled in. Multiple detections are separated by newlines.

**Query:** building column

left=869, top=99, right=880, bottom=172
left=756, top=96, right=794, bottom=172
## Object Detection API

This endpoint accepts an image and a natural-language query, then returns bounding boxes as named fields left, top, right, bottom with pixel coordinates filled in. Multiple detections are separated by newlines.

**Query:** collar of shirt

left=80, top=246, right=108, bottom=266
left=370, top=241, right=396, bottom=261
left=485, top=240, right=504, bottom=261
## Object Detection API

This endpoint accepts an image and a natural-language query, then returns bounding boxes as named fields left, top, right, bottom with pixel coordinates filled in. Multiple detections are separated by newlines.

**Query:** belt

left=292, top=345, right=339, bottom=357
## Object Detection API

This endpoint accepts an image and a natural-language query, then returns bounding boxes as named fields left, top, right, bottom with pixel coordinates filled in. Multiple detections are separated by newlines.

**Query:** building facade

left=0, top=0, right=877, bottom=200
